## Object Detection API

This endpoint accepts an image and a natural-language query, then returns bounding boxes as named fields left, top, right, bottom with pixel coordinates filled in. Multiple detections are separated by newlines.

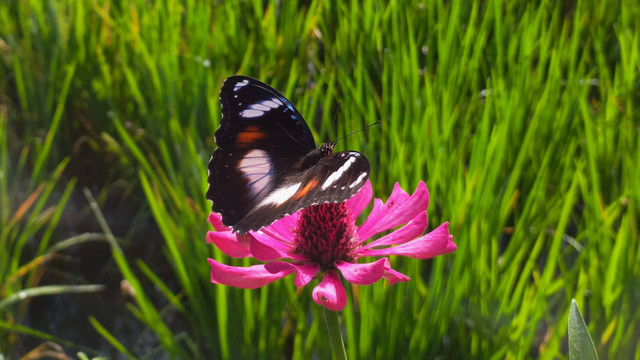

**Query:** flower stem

left=323, top=307, right=347, bottom=360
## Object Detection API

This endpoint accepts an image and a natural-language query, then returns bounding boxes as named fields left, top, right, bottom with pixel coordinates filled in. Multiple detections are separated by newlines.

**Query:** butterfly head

left=295, top=142, right=335, bottom=171
left=321, top=142, right=336, bottom=156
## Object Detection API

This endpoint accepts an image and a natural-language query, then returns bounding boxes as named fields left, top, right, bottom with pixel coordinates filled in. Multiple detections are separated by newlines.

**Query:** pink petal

left=249, top=233, right=284, bottom=261
left=236, top=234, right=252, bottom=247
left=206, top=231, right=251, bottom=258
left=249, top=232, right=307, bottom=262
left=357, top=181, right=429, bottom=241
left=208, top=212, right=231, bottom=232
left=357, top=222, right=455, bottom=259
left=358, top=211, right=427, bottom=249
left=312, top=270, right=347, bottom=311
left=250, top=230, right=293, bottom=252
left=378, top=258, right=410, bottom=285
left=335, top=259, right=386, bottom=285
left=264, top=213, right=297, bottom=241
left=346, top=180, right=373, bottom=218
left=265, top=262, right=319, bottom=287
left=383, top=267, right=410, bottom=285
left=208, top=258, right=293, bottom=289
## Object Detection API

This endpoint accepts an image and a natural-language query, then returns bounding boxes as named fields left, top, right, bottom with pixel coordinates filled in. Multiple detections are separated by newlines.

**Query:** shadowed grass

left=0, top=96, right=107, bottom=355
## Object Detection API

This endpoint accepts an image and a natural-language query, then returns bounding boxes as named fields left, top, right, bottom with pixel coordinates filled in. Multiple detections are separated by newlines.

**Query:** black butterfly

left=207, top=75, right=370, bottom=234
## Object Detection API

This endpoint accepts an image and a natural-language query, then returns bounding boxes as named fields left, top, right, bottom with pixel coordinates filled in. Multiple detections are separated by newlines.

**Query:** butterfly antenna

left=332, top=120, right=381, bottom=145
left=327, top=101, right=341, bottom=143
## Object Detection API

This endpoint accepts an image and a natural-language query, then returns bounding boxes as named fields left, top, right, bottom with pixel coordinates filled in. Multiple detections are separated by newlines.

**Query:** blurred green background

left=1, top=0, right=639, bottom=358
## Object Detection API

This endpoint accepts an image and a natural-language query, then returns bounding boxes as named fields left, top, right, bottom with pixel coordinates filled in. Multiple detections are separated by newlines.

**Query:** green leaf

left=569, top=299, right=599, bottom=360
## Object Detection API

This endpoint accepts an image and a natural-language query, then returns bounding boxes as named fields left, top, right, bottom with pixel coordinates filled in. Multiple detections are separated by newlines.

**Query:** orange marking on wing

left=294, top=179, right=319, bottom=199
left=237, top=127, right=265, bottom=144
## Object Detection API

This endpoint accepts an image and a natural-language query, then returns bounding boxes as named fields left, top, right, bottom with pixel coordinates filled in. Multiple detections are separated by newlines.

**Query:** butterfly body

left=207, top=76, right=370, bottom=234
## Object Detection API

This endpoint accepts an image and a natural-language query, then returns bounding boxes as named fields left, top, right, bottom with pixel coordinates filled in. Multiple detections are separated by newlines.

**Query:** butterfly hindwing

left=208, top=149, right=273, bottom=227
left=207, top=75, right=371, bottom=234
left=232, top=151, right=370, bottom=234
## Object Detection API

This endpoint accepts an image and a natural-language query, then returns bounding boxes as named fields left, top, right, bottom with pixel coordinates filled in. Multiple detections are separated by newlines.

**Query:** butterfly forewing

left=215, top=76, right=316, bottom=152
left=207, top=75, right=371, bottom=234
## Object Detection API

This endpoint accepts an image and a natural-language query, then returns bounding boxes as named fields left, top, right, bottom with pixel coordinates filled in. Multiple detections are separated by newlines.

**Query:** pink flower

left=206, top=180, right=456, bottom=311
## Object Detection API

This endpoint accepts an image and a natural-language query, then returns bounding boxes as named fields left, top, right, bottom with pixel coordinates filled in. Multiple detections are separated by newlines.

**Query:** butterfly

left=207, top=75, right=371, bottom=234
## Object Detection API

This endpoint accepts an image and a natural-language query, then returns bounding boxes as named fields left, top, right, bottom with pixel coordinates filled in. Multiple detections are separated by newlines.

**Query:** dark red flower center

left=292, top=202, right=357, bottom=269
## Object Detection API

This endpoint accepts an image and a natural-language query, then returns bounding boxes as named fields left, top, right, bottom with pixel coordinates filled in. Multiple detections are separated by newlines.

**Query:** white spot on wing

left=321, top=156, right=357, bottom=190
left=239, top=150, right=272, bottom=195
left=272, top=98, right=284, bottom=106
left=241, top=109, right=264, bottom=118
left=262, top=100, right=279, bottom=108
left=258, top=183, right=301, bottom=207
left=250, top=103, right=271, bottom=111
left=233, top=79, right=249, bottom=91
left=349, top=171, right=368, bottom=188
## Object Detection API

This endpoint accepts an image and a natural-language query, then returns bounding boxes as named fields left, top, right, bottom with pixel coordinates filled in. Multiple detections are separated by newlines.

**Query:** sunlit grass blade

left=0, top=285, right=106, bottom=310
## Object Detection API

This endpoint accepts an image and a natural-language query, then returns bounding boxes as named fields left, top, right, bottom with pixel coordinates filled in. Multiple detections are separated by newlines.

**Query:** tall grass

left=0, top=88, right=107, bottom=356
left=1, top=0, right=638, bottom=358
